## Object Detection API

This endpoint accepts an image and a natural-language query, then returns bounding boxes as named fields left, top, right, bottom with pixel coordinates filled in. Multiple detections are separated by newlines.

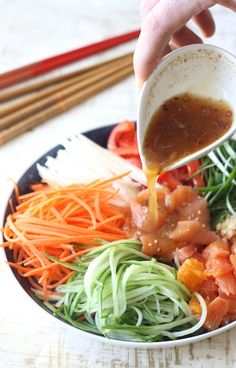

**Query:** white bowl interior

left=138, top=44, right=236, bottom=170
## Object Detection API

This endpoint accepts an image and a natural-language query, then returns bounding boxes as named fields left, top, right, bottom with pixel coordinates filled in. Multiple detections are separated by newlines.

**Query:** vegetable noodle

left=44, top=240, right=207, bottom=342
left=2, top=174, right=129, bottom=299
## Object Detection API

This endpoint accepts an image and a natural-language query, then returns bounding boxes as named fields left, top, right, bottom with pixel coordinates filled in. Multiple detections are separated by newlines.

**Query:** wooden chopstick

left=0, top=53, right=132, bottom=103
left=0, top=63, right=133, bottom=145
left=0, top=54, right=132, bottom=119
left=0, top=53, right=133, bottom=129
left=0, top=30, right=139, bottom=89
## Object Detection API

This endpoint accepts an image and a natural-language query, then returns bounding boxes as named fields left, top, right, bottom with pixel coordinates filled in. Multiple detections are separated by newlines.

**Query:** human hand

left=134, top=0, right=236, bottom=84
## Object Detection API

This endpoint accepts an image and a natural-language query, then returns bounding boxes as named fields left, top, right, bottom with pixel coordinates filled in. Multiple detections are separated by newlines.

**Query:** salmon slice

left=192, top=252, right=205, bottom=263
left=177, top=197, right=210, bottom=225
left=170, top=221, right=201, bottom=242
left=199, top=278, right=218, bottom=301
left=206, top=256, right=233, bottom=278
left=130, top=201, right=157, bottom=232
left=215, top=272, right=236, bottom=296
left=230, top=254, right=236, bottom=271
left=219, top=292, right=236, bottom=316
left=134, top=187, right=170, bottom=206
left=130, top=188, right=169, bottom=232
left=192, top=230, right=219, bottom=245
left=204, top=297, right=229, bottom=330
left=175, top=244, right=197, bottom=264
left=222, top=313, right=236, bottom=325
left=202, top=241, right=230, bottom=261
left=130, top=185, right=217, bottom=261
left=141, top=233, right=181, bottom=260
left=167, top=186, right=196, bottom=212
left=170, top=220, right=218, bottom=245
left=131, top=201, right=168, bottom=232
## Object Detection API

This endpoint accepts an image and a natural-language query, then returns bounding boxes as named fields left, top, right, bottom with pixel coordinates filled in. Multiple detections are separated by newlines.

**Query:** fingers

left=217, top=0, right=236, bottom=11
left=134, top=0, right=213, bottom=82
left=140, top=0, right=159, bottom=19
left=133, top=21, right=170, bottom=85
left=193, top=9, right=215, bottom=37
left=171, top=26, right=203, bottom=47
left=141, top=1, right=216, bottom=37
left=134, top=0, right=236, bottom=82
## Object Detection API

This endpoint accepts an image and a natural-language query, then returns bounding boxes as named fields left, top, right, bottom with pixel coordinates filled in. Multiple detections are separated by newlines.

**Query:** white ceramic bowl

left=138, top=44, right=236, bottom=171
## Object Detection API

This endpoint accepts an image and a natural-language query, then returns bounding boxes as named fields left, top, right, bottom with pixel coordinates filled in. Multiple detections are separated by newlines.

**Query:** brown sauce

left=142, top=93, right=233, bottom=217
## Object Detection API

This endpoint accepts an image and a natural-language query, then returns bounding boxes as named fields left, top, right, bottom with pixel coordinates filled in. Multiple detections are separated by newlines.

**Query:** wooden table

left=0, top=1, right=236, bottom=367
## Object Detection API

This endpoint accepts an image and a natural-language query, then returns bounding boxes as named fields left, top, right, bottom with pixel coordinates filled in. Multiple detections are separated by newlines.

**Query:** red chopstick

left=0, top=30, right=140, bottom=89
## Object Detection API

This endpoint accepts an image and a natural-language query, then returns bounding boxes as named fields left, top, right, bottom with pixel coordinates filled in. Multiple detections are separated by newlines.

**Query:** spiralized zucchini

left=44, top=240, right=207, bottom=342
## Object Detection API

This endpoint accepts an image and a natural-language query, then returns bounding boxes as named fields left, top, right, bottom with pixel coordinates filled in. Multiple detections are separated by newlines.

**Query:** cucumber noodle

left=43, top=240, right=207, bottom=342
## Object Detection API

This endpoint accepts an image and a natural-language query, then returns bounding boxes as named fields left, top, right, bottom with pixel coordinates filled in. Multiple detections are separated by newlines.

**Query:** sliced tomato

left=157, top=171, right=182, bottom=191
left=126, top=156, right=142, bottom=168
left=107, top=121, right=139, bottom=157
left=172, top=166, right=189, bottom=182
left=158, top=160, right=205, bottom=191
left=186, top=160, right=205, bottom=187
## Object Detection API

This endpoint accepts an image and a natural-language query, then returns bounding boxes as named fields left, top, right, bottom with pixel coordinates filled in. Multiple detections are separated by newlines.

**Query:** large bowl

left=2, top=125, right=236, bottom=349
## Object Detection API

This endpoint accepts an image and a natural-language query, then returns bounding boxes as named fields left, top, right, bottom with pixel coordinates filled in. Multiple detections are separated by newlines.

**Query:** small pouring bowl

left=137, top=44, right=236, bottom=172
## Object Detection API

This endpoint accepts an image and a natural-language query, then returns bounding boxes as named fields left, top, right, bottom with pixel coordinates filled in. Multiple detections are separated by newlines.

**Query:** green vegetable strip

left=226, top=189, right=236, bottom=216
left=198, top=139, right=236, bottom=227
left=42, top=240, right=206, bottom=342
left=172, top=292, right=207, bottom=337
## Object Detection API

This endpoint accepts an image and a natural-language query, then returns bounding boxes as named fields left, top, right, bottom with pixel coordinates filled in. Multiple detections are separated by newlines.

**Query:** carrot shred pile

left=1, top=173, right=129, bottom=300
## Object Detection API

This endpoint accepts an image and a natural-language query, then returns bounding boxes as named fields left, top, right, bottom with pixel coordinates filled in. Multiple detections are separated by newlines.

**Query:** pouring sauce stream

left=142, top=92, right=233, bottom=218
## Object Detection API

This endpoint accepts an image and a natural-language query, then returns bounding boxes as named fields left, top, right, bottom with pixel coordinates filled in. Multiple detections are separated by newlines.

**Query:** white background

left=0, top=1, right=236, bottom=367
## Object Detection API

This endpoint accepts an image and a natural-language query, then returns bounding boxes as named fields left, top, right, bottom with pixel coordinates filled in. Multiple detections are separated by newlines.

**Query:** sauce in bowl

left=142, top=93, right=233, bottom=217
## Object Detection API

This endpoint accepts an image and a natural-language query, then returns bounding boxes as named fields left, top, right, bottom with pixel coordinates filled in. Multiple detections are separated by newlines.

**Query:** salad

left=2, top=121, right=236, bottom=342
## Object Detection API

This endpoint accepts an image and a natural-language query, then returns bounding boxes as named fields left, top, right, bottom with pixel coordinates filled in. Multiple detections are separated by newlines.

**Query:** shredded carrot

left=2, top=174, right=129, bottom=300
